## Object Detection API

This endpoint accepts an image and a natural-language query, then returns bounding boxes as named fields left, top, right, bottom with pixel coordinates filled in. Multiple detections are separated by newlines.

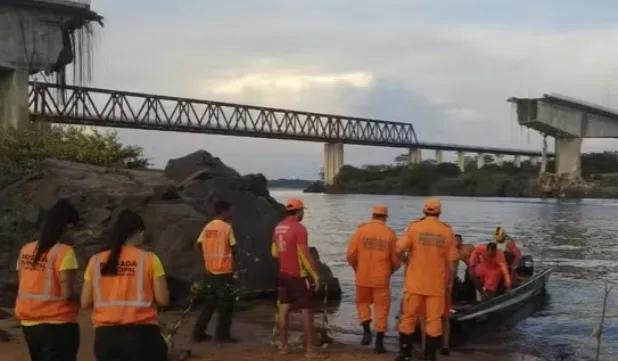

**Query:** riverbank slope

left=0, top=305, right=538, bottom=361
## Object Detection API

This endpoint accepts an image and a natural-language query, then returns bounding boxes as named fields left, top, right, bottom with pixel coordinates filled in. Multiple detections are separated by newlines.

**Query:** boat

left=451, top=268, right=551, bottom=323
left=447, top=257, right=552, bottom=345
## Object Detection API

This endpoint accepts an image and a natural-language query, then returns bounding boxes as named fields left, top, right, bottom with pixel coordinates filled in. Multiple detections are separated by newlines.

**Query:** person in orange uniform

left=347, top=205, right=400, bottom=354
left=192, top=200, right=239, bottom=343
left=271, top=198, right=320, bottom=357
left=15, top=199, right=81, bottom=361
left=468, top=242, right=512, bottom=299
left=81, top=209, right=170, bottom=361
left=395, top=198, right=458, bottom=361
left=493, top=226, right=522, bottom=269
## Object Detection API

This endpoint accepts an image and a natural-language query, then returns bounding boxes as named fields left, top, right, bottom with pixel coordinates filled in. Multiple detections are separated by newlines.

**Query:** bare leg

left=278, top=303, right=291, bottom=354
left=300, top=308, right=317, bottom=357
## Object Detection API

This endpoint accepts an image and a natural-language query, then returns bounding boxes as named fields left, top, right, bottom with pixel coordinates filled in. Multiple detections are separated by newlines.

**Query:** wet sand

left=0, top=305, right=539, bottom=361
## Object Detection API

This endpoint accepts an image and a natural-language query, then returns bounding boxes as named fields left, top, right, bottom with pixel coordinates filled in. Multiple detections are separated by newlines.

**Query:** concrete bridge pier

left=514, top=155, right=521, bottom=168
left=555, top=137, right=582, bottom=175
left=0, top=68, right=29, bottom=129
left=323, top=142, right=344, bottom=185
left=530, top=156, right=538, bottom=167
left=477, top=153, right=485, bottom=168
left=457, top=151, right=465, bottom=172
left=435, top=150, right=443, bottom=163
left=495, top=154, right=504, bottom=166
left=408, top=148, right=422, bottom=166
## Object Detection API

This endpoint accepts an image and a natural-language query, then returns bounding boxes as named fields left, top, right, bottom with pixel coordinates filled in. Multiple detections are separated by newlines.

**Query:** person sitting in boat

left=468, top=242, right=512, bottom=299
left=492, top=226, right=522, bottom=269
left=456, top=234, right=475, bottom=264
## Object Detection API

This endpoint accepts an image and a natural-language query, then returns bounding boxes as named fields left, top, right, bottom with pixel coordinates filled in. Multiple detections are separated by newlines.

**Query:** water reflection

left=270, top=190, right=618, bottom=361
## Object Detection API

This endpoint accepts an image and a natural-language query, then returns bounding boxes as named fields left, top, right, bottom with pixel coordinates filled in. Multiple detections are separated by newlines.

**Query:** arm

left=58, top=248, right=80, bottom=303
left=228, top=225, right=237, bottom=259
left=389, top=231, right=402, bottom=273
left=395, top=226, right=414, bottom=258
left=297, top=226, right=319, bottom=282
left=80, top=258, right=94, bottom=309
left=195, top=227, right=205, bottom=253
left=346, top=230, right=360, bottom=270
left=151, top=254, right=170, bottom=307
left=508, top=240, right=522, bottom=266
left=468, top=248, right=480, bottom=268
left=446, top=231, right=459, bottom=290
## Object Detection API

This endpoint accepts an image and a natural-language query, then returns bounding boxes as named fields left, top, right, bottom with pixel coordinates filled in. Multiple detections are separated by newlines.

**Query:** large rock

left=0, top=151, right=341, bottom=308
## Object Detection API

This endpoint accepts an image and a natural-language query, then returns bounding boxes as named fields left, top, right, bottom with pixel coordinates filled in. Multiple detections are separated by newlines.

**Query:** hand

left=313, top=279, right=321, bottom=293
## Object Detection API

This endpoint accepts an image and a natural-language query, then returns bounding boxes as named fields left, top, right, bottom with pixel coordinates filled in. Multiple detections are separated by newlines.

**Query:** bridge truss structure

left=28, top=82, right=419, bottom=147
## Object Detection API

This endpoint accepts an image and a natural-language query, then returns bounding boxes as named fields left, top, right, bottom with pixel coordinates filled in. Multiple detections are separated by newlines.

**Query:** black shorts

left=278, top=274, right=313, bottom=309
left=22, top=322, right=79, bottom=361
left=94, top=324, right=167, bottom=361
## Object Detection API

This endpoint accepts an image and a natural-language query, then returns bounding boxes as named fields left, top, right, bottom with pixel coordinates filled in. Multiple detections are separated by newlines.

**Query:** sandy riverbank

left=0, top=304, right=539, bottom=361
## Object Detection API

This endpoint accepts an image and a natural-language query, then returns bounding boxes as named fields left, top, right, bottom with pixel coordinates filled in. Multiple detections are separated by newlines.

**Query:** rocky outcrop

left=0, top=150, right=341, bottom=308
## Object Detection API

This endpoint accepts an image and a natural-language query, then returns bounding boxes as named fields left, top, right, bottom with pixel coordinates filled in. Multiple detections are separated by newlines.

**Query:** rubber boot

left=394, top=333, right=413, bottom=361
left=360, top=320, right=373, bottom=345
left=192, top=303, right=215, bottom=342
left=374, top=332, right=387, bottom=354
left=423, top=336, right=440, bottom=361
left=215, top=300, right=238, bottom=343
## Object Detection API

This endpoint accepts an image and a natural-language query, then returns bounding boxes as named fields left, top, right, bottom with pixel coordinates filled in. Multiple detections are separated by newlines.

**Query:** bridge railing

left=28, top=82, right=419, bottom=148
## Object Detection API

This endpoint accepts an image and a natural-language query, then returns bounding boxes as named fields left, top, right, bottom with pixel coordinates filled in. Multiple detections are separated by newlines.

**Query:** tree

left=394, top=153, right=409, bottom=166
left=0, top=126, right=150, bottom=172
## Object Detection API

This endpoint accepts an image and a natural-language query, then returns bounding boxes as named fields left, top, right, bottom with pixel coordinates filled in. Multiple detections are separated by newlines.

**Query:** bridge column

left=530, top=156, right=538, bottom=167
left=514, top=155, right=521, bottom=168
left=408, top=148, right=422, bottom=166
left=495, top=154, right=504, bottom=166
left=323, top=142, right=344, bottom=185
left=0, top=68, right=29, bottom=129
left=434, top=150, right=443, bottom=163
left=555, top=137, right=582, bottom=176
left=477, top=153, right=485, bottom=168
left=457, top=151, right=465, bottom=172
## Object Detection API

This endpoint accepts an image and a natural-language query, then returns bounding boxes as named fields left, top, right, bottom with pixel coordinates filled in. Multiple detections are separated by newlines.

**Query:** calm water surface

left=270, top=190, right=618, bottom=361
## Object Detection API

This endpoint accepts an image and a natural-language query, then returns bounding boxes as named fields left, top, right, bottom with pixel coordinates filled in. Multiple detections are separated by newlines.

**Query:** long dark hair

left=101, top=209, right=145, bottom=276
left=33, top=199, right=80, bottom=265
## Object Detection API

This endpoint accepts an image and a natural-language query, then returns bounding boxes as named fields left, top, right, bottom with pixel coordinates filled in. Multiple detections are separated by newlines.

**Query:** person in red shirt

left=468, top=242, right=512, bottom=299
left=271, top=199, right=320, bottom=357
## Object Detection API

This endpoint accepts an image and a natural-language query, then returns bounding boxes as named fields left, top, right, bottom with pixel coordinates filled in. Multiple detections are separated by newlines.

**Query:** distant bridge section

left=28, top=81, right=550, bottom=184
left=28, top=81, right=419, bottom=147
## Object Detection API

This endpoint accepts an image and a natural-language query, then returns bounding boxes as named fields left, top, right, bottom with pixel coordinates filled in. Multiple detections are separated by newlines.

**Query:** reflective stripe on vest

left=17, top=244, right=64, bottom=301
left=92, top=251, right=152, bottom=308
left=204, top=228, right=231, bottom=261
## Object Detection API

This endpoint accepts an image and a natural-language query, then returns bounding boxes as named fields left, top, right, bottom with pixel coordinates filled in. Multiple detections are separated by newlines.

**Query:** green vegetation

left=328, top=151, right=618, bottom=197
left=0, top=125, right=149, bottom=188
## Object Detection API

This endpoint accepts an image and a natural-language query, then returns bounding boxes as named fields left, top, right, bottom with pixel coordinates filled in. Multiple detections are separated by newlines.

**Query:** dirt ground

left=0, top=305, right=540, bottom=361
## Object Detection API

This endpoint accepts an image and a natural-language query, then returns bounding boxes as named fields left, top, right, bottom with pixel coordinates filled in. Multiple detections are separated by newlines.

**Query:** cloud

left=59, top=0, right=618, bottom=178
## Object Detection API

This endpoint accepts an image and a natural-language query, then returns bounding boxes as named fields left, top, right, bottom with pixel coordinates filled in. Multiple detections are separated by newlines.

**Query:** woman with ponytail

left=81, top=209, right=170, bottom=361
left=15, top=198, right=82, bottom=361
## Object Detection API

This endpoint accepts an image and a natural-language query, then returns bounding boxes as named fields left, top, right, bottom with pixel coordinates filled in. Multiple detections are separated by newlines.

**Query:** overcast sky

left=67, top=0, right=618, bottom=179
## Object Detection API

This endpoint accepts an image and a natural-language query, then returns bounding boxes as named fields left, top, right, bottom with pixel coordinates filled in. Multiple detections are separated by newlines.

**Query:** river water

left=270, top=190, right=618, bottom=361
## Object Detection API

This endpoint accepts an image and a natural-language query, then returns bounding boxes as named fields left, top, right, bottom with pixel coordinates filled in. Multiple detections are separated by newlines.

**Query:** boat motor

left=515, top=255, right=534, bottom=277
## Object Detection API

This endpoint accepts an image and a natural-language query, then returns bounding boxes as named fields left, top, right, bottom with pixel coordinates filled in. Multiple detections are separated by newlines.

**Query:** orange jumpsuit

left=496, top=239, right=522, bottom=267
left=396, top=216, right=458, bottom=337
left=347, top=219, right=400, bottom=333
left=468, top=244, right=512, bottom=292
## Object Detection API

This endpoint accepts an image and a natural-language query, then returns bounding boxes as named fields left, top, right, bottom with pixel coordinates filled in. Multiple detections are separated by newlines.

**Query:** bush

left=0, top=126, right=150, bottom=172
